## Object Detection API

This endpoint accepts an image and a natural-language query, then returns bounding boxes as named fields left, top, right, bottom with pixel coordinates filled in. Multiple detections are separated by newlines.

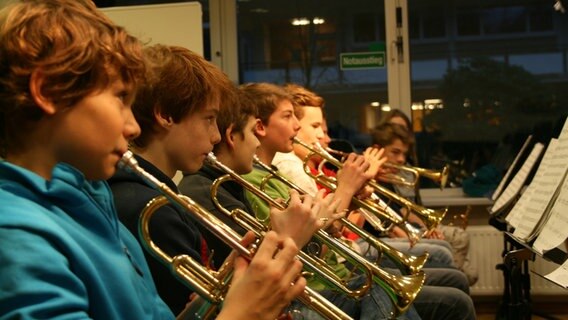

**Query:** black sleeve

left=178, top=175, right=247, bottom=265
left=111, top=181, right=202, bottom=315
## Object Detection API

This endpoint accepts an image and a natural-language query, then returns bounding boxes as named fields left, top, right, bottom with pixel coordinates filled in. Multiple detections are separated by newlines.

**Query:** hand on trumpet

left=388, top=226, right=410, bottom=239
left=423, top=228, right=445, bottom=240
left=334, top=153, right=374, bottom=207
left=363, top=146, right=387, bottom=178
left=219, top=231, right=306, bottom=320
left=270, top=189, right=342, bottom=248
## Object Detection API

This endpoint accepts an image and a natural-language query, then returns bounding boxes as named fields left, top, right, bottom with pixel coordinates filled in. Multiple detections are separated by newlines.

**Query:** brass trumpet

left=294, top=138, right=447, bottom=233
left=253, top=156, right=428, bottom=276
left=324, top=147, right=449, bottom=190
left=118, top=151, right=353, bottom=320
left=205, top=153, right=425, bottom=317
left=378, top=163, right=449, bottom=190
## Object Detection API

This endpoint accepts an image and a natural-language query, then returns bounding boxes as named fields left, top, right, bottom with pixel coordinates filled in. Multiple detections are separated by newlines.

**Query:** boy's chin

left=283, top=144, right=294, bottom=153
left=85, top=168, right=116, bottom=181
left=186, top=162, right=204, bottom=174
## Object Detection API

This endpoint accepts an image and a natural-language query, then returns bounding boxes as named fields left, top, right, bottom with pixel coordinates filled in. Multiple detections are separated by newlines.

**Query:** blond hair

left=282, top=83, right=324, bottom=120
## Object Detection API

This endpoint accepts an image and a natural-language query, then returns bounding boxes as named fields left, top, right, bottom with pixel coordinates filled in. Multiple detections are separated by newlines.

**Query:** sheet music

left=558, top=117, right=568, bottom=141
left=527, top=176, right=565, bottom=243
left=491, top=142, right=543, bottom=214
left=491, top=135, right=533, bottom=201
left=512, top=139, right=568, bottom=240
left=533, top=166, right=568, bottom=253
left=544, top=260, right=568, bottom=288
left=506, top=140, right=556, bottom=227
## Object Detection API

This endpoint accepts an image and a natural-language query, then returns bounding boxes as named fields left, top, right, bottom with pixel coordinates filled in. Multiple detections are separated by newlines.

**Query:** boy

left=0, top=1, right=172, bottom=318
left=371, top=122, right=478, bottom=285
left=108, top=45, right=312, bottom=319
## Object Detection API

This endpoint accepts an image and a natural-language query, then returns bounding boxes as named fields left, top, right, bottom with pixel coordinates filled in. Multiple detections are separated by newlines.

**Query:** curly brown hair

left=0, top=0, right=145, bottom=156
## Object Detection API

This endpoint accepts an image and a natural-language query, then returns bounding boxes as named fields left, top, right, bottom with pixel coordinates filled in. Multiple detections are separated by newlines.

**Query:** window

left=422, top=12, right=446, bottom=38
left=457, top=11, right=481, bottom=36
left=353, top=13, right=377, bottom=43
left=482, top=6, right=527, bottom=35
left=529, top=6, right=554, bottom=32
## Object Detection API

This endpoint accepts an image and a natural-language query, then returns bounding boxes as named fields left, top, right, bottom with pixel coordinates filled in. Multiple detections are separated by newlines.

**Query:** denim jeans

left=354, top=236, right=475, bottom=320
left=421, top=267, right=470, bottom=294
left=356, top=237, right=455, bottom=269
left=288, top=274, right=422, bottom=320
left=412, top=285, right=476, bottom=320
left=384, top=268, right=475, bottom=320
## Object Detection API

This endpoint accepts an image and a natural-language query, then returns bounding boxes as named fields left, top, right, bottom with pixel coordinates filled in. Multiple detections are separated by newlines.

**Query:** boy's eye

left=117, top=91, right=129, bottom=102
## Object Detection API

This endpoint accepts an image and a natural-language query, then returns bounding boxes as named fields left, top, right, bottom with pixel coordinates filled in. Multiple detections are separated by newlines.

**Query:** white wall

left=101, top=2, right=203, bottom=55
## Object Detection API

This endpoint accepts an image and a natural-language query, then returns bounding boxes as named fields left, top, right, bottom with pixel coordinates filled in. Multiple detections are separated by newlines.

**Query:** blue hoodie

left=0, top=161, right=174, bottom=320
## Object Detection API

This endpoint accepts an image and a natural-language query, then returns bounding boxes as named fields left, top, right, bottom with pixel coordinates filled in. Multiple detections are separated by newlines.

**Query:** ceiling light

left=312, top=17, right=325, bottom=25
left=291, top=18, right=310, bottom=26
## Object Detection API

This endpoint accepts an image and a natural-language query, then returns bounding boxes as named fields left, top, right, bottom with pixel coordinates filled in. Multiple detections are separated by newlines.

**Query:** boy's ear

left=29, top=70, right=56, bottom=115
left=154, top=110, right=174, bottom=129
left=225, top=124, right=236, bottom=149
left=254, top=119, right=266, bottom=137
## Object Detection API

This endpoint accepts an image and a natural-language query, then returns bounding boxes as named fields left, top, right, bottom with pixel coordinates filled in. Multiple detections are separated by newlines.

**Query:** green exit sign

left=340, top=52, right=385, bottom=70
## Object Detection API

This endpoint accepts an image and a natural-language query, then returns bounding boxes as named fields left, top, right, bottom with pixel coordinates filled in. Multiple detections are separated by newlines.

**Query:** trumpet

left=379, top=163, right=449, bottom=190
left=324, top=147, right=449, bottom=190
left=205, top=153, right=425, bottom=317
left=253, top=156, right=428, bottom=276
left=295, top=138, right=447, bottom=233
left=117, top=151, right=353, bottom=320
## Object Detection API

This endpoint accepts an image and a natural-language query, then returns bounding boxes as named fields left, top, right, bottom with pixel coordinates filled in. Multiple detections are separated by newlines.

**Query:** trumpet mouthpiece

left=205, top=152, right=218, bottom=165
left=117, top=150, right=138, bottom=171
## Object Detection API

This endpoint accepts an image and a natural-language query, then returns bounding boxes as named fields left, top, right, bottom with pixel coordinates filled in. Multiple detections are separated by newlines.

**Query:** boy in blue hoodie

left=0, top=2, right=304, bottom=319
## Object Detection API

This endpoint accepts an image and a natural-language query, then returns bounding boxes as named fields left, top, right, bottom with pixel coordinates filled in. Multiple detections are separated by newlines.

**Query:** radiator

left=467, top=225, right=568, bottom=295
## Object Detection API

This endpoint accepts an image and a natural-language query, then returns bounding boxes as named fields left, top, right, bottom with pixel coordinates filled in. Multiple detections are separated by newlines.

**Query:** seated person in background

left=370, top=121, right=479, bottom=285
left=279, top=84, right=476, bottom=320
left=108, top=45, right=307, bottom=319
left=377, top=109, right=420, bottom=201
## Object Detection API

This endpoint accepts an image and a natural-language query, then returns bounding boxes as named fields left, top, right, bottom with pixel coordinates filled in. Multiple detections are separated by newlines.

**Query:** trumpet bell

left=139, top=195, right=230, bottom=305
left=418, top=206, right=448, bottom=232
left=415, top=164, right=450, bottom=190
left=439, top=165, right=450, bottom=189
left=376, top=270, right=426, bottom=316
